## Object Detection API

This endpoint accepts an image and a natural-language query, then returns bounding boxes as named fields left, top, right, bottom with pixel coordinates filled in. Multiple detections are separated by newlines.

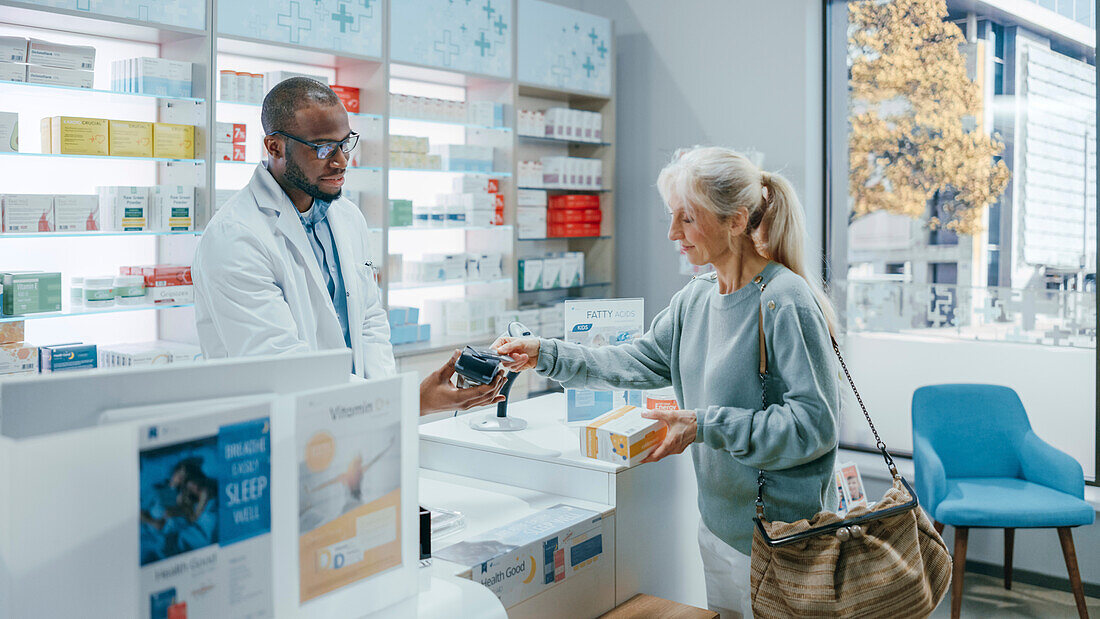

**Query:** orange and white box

left=580, top=405, right=667, bottom=466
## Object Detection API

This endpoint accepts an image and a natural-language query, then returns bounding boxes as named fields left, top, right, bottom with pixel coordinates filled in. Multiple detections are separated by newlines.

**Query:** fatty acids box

left=581, top=405, right=667, bottom=466
left=434, top=504, right=606, bottom=608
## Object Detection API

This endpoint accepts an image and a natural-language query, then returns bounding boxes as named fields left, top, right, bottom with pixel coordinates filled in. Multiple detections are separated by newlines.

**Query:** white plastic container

left=83, top=276, right=115, bottom=308
left=645, top=386, right=678, bottom=411
left=70, top=276, right=83, bottom=307
left=114, top=274, right=145, bottom=305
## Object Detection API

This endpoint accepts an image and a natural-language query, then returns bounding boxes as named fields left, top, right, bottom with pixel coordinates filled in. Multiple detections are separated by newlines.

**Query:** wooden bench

left=599, top=594, right=718, bottom=619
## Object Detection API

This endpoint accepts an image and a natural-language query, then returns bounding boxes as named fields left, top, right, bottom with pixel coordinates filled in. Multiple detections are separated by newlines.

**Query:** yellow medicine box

left=152, top=122, right=195, bottom=159
left=40, top=116, right=108, bottom=156
left=109, top=120, right=153, bottom=157
left=581, top=405, right=668, bottom=467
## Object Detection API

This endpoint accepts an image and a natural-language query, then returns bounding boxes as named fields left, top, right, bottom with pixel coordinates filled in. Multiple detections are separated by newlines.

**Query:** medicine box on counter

left=581, top=405, right=667, bottom=467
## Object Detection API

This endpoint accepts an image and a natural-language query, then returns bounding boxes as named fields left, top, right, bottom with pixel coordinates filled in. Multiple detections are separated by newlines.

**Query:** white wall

left=547, top=0, right=825, bottom=323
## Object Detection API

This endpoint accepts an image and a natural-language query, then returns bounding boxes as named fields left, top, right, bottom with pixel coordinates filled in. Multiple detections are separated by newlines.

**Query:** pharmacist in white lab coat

left=193, top=77, right=504, bottom=413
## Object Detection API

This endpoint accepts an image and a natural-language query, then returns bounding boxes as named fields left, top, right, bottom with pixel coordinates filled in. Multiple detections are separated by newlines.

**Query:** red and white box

left=330, top=84, right=360, bottom=113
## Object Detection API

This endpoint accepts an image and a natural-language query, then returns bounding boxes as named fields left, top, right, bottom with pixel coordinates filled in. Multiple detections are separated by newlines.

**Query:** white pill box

left=54, top=194, right=99, bottom=231
left=518, top=258, right=543, bottom=291
left=2, top=194, right=54, bottom=233
left=98, top=186, right=148, bottom=231
left=581, top=405, right=667, bottom=466
left=0, top=36, right=27, bottom=63
left=27, top=39, right=95, bottom=70
left=26, top=65, right=93, bottom=89
left=0, top=62, right=26, bottom=82
left=0, top=111, right=17, bottom=153
left=152, top=185, right=194, bottom=232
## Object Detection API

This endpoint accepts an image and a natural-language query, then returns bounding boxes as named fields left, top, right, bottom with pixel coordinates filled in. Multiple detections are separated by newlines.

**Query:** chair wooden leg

left=1004, top=528, right=1015, bottom=590
left=951, top=527, right=969, bottom=619
left=934, top=520, right=945, bottom=535
left=1057, top=527, right=1089, bottom=619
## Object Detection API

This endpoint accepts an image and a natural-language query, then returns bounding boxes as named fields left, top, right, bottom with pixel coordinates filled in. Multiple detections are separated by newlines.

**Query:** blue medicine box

left=417, top=323, right=431, bottom=342
left=40, top=343, right=97, bottom=373
left=388, top=306, right=408, bottom=327
left=390, top=324, right=419, bottom=345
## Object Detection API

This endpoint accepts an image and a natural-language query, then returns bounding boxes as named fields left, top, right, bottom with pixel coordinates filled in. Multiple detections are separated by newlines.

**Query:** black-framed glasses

left=267, top=130, right=359, bottom=159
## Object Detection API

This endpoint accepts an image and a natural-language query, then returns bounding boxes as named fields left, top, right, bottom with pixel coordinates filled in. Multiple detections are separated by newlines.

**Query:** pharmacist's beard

left=284, top=153, right=342, bottom=203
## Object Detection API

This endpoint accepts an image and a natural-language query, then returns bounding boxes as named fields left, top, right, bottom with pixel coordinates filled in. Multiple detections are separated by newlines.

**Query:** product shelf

left=218, top=161, right=382, bottom=171
left=517, top=134, right=611, bottom=147
left=215, top=99, right=380, bottom=119
left=389, top=225, right=513, bottom=233
left=518, top=281, right=612, bottom=294
left=0, top=302, right=194, bottom=323
left=389, top=168, right=512, bottom=177
left=0, top=152, right=204, bottom=164
left=0, top=80, right=206, bottom=103
left=516, top=186, right=610, bottom=193
left=0, top=1, right=207, bottom=44
left=518, top=235, right=611, bottom=242
left=393, top=331, right=498, bottom=358
left=388, top=277, right=511, bottom=291
left=389, top=116, right=511, bottom=132
left=217, top=34, right=383, bottom=67
left=0, top=231, right=202, bottom=239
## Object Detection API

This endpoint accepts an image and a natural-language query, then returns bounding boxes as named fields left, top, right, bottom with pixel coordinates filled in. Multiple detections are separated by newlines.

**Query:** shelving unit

left=0, top=0, right=614, bottom=397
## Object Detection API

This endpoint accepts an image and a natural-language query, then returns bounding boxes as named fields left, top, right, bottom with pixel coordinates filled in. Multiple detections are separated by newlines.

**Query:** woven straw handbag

left=748, top=284, right=952, bottom=618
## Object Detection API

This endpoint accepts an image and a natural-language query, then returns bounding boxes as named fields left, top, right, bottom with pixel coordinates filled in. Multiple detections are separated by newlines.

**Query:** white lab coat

left=193, top=163, right=395, bottom=379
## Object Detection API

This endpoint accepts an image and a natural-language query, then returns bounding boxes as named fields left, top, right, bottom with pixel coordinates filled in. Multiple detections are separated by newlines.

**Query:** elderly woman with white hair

left=495, top=146, right=841, bottom=618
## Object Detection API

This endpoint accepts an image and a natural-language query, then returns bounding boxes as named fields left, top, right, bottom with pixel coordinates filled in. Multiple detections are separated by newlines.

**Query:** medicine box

left=152, top=122, right=194, bottom=159
left=99, top=342, right=173, bottom=367
left=54, top=194, right=99, bottom=232
left=0, top=36, right=27, bottom=63
left=2, top=194, right=54, bottom=233
left=0, top=112, right=18, bottom=153
left=330, top=85, right=360, bottom=113
left=2, top=271, right=62, bottom=316
left=39, top=343, right=97, bottom=372
left=130, top=57, right=193, bottom=98
left=264, top=70, right=328, bottom=95
left=27, top=39, right=94, bottom=70
left=41, top=116, right=108, bottom=156
left=152, top=185, right=194, bottom=232
left=99, top=186, right=148, bottom=231
left=215, top=142, right=246, bottom=161
left=389, top=324, right=419, bottom=345
left=542, top=257, right=564, bottom=289
left=141, top=265, right=192, bottom=288
left=518, top=258, right=543, bottom=291
left=108, top=120, right=153, bottom=157
left=0, top=63, right=25, bottom=83
left=215, top=122, right=246, bottom=144
left=581, top=405, right=667, bottom=466
left=25, top=64, right=92, bottom=88
left=389, top=199, right=413, bottom=227
left=0, top=320, right=24, bottom=344
left=0, top=342, right=38, bottom=376
left=436, top=504, right=605, bottom=608
left=146, top=285, right=194, bottom=305
left=158, top=340, right=203, bottom=364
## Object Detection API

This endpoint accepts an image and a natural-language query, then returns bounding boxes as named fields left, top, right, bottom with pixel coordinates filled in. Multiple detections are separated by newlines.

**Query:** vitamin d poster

left=564, top=298, right=644, bottom=422
left=296, top=379, right=403, bottom=604
left=138, top=404, right=273, bottom=619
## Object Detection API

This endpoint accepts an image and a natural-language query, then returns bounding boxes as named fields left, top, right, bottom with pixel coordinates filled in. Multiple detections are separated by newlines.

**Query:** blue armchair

left=913, top=384, right=1094, bottom=619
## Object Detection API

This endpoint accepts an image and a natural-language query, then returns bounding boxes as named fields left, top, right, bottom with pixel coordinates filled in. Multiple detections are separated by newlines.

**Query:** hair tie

left=761, top=183, right=771, bottom=205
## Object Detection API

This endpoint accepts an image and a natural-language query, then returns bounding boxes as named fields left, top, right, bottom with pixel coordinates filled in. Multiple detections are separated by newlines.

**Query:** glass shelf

left=0, top=80, right=206, bottom=103
left=218, top=161, right=382, bottom=171
left=389, top=225, right=512, bottom=233
left=389, top=116, right=512, bottom=132
left=516, top=186, right=609, bottom=192
left=519, top=281, right=612, bottom=294
left=215, top=99, right=381, bottom=119
left=0, top=302, right=194, bottom=323
left=0, top=152, right=204, bottom=164
left=393, top=331, right=498, bottom=358
left=390, top=168, right=512, bottom=177
left=518, top=235, right=611, bottom=241
left=0, top=230, right=201, bottom=239
left=518, top=134, right=611, bottom=147
left=389, top=277, right=511, bottom=291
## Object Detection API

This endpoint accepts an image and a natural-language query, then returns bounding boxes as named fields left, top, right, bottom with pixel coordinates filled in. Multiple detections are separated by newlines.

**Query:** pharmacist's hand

left=492, top=337, right=539, bottom=371
left=639, top=409, right=697, bottom=463
left=419, top=350, right=506, bottom=415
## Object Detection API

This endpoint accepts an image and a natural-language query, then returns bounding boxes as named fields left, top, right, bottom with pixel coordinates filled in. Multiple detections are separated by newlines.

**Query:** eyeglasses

left=267, top=130, right=359, bottom=160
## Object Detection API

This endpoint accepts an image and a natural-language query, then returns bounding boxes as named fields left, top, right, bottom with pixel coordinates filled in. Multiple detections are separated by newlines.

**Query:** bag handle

left=754, top=275, right=899, bottom=520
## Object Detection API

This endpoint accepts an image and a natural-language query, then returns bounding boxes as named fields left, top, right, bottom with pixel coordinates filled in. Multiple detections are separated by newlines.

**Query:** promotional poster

left=138, top=404, right=273, bottom=619
left=564, top=298, right=645, bottom=422
left=296, top=379, right=403, bottom=604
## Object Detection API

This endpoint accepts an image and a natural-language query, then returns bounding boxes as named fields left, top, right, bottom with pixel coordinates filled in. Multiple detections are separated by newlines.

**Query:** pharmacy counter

left=419, top=394, right=707, bottom=608
left=418, top=469, right=616, bottom=618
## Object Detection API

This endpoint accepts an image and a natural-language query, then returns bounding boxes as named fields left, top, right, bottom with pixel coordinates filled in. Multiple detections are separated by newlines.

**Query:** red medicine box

left=141, top=265, right=192, bottom=288
left=548, top=208, right=601, bottom=224
left=231, top=123, right=246, bottom=143
left=548, top=194, right=600, bottom=210
left=330, top=85, right=361, bottom=113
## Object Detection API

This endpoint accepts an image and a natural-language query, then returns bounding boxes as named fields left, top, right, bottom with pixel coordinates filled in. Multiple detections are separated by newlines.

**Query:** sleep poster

left=138, top=404, right=273, bottom=619
left=296, top=379, right=403, bottom=604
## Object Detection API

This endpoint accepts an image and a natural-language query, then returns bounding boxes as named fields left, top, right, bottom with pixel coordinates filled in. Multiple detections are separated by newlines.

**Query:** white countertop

left=419, top=394, right=627, bottom=474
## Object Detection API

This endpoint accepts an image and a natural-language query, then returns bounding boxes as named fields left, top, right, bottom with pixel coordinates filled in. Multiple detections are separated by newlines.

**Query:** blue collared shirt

left=298, top=199, right=351, bottom=350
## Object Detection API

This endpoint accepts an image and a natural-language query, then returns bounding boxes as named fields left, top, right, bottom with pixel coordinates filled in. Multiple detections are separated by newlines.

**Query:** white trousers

left=698, top=520, right=754, bottom=619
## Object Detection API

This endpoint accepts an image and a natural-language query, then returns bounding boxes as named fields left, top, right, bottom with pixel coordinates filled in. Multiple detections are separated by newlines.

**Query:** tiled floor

left=929, top=573, right=1100, bottom=618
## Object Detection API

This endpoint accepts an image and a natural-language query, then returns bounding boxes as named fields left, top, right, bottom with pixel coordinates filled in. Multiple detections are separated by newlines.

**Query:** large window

left=826, top=0, right=1097, bottom=480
